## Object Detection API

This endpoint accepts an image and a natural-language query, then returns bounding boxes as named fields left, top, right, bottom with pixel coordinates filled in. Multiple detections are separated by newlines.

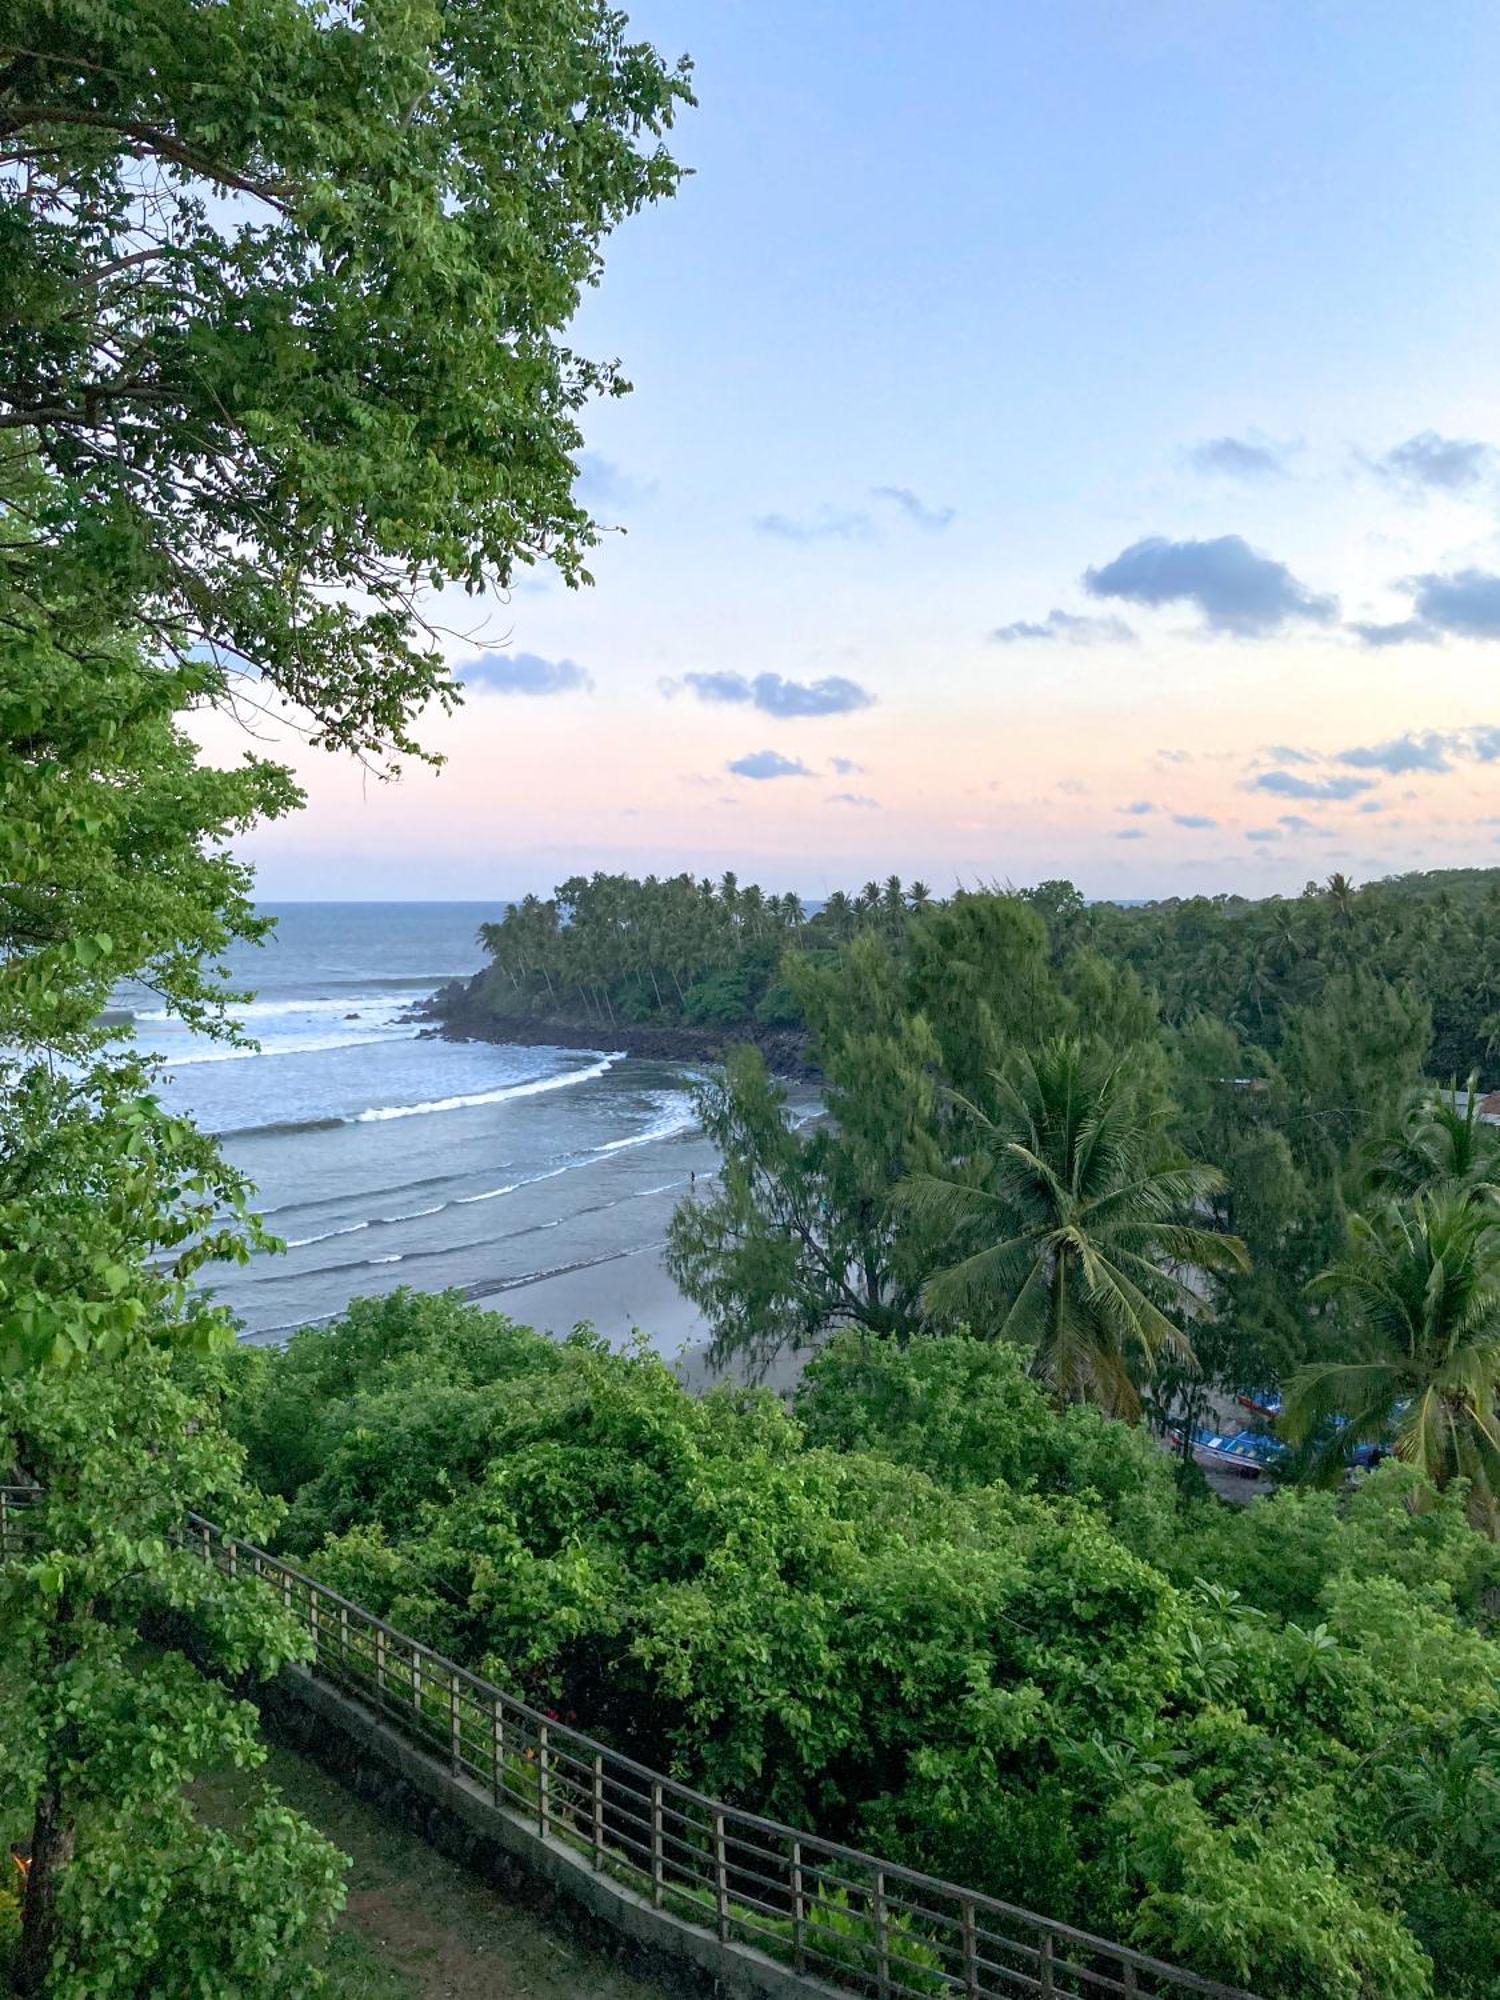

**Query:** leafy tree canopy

left=233, top=1293, right=1500, bottom=2000
left=0, top=570, right=298, bottom=1373
left=1, top=0, right=691, bottom=758
left=2, top=1343, right=344, bottom=1995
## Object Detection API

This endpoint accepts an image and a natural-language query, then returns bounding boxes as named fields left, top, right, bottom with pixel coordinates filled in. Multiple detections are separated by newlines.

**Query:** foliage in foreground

left=0, top=1350, right=345, bottom=1997
left=2, top=0, right=690, bottom=762
left=233, top=1291, right=1500, bottom=2000
left=2, top=0, right=691, bottom=1985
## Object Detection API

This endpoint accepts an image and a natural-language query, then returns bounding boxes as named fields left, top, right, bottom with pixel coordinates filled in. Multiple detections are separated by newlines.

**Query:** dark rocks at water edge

left=423, top=975, right=817, bottom=1080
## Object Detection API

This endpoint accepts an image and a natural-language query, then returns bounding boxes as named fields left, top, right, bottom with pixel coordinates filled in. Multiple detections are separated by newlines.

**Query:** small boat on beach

left=1172, top=1424, right=1287, bottom=1478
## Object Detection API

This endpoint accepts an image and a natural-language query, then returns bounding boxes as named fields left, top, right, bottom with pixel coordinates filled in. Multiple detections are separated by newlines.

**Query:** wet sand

left=494, top=1237, right=812, bottom=1395
left=490, top=1235, right=707, bottom=1359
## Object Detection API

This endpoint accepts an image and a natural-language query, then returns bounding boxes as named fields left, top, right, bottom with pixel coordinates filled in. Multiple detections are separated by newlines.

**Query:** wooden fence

left=0, top=1486, right=1260, bottom=2000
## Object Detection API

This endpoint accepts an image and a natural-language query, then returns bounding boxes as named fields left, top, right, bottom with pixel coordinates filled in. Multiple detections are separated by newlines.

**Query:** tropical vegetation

left=1286, top=1195, right=1500, bottom=1532
left=0, top=1, right=687, bottom=1989
left=452, top=870, right=930, bottom=1037
left=898, top=1039, right=1249, bottom=1416
left=5, top=2, right=1500, bottom=1993
left=228, top=1291, right=1500, bottom=2000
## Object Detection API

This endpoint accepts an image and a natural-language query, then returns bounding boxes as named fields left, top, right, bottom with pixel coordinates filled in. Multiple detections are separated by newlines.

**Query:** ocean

left=127, top=904, right=730, bottom=1345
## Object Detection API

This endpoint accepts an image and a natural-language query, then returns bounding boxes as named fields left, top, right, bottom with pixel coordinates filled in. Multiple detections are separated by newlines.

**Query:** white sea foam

left=596, top=1093, right=697, bottom=1154
left=138, top=993, right=410, bottom=1024
left=352, top=1052, right=622, bottom=1123
left=284, top=1220, right=371, bottom=1249
left=453, top=1161, right=576, bottom=1206
left=165, top=1025, right=421, bottom=1067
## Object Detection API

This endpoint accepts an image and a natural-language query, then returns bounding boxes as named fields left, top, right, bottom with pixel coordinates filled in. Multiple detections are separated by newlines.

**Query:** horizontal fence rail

left=0, top=1486, right=1260, bottom=2000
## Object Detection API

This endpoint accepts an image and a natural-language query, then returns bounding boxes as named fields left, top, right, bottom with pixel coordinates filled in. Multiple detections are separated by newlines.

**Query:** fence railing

left=0, top=1485, right=1259, bottom=2000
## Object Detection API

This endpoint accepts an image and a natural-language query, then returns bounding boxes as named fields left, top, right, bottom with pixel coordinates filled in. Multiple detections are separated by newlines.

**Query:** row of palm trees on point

left=477, top=871, right=935, bottom=1026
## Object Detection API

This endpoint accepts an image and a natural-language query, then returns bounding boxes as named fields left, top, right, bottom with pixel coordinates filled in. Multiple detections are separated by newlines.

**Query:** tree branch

left=0, top=104, right=297, bottom=207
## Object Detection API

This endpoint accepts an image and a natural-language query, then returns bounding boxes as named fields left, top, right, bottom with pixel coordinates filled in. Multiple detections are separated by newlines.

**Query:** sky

left=221, top=0, right=1500, bottom=902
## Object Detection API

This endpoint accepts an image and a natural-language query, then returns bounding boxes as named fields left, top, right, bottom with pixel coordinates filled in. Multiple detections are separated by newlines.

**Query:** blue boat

left=1173, top=1425, right=1287, bottom=1478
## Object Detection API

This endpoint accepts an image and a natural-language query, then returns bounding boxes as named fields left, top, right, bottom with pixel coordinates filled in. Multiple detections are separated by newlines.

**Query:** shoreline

left=470, top=1231, right=814, bottom=1397
left=423, top=978, right=818, bottom=1080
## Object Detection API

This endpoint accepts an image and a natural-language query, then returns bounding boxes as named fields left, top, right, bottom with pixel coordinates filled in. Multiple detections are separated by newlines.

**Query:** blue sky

left=228, top=0, right=1500, bottom=900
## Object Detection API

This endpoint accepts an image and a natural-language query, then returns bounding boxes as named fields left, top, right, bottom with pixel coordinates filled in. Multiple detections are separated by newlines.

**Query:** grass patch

left=192, top=1739, right=664, bottom=2000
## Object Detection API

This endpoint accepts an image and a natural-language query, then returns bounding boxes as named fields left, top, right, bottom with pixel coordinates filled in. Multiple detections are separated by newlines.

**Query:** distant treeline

left=448, top=866, right=1500, bottom=1082
left=449, top=871, right=932, bottom=1033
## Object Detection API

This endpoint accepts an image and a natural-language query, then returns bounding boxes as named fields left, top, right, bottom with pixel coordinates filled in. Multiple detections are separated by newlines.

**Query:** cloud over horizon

left=726, top=749, right=813, bottom=780
left=871, top=485, right=955, bottom=530
left=1250, top=769, right=1374, bottom=801
left=673, top=670, right=875, bottom=718
left=1349, top=619, right=1439, bottom=649
left=460, top=651, right=593, bottom=695
left=1352, top=570, right=1500, bottom=648
left=989, top=607, right=1135, bottom=645
left=1278, top=814, right=1333, bottom=837
left=828, top=791, right=880, bottom=808
left=1334, top=724, right=1500, bottom=775
left=754, top=508, right=871, bottom=542
left=1372, top=430, right=1497, bottom=494
left=1337, top=731, right=1453, bottom=775
left=1188, top=436, right=1288, bottom=480
left=1412, top=571, right=1500, bottom=639
left=1083, top=534, right=1337, bottom=635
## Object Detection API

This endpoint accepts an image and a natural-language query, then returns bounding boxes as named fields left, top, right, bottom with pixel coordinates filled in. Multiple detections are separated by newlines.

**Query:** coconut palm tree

left=1285, top=1193, right=1500, bottom=1532
left=899, top=1038, right=1247, bottom=1417
left=1368, top=1077, right=1500, bottom=1203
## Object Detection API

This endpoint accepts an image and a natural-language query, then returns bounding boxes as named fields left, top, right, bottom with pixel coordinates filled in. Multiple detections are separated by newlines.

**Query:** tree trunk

left=15, top=1777, right=74, bottom=1997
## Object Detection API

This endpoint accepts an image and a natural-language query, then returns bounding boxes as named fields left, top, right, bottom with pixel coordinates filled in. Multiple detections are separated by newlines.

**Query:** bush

left=232, top=1298, right=1500, bottom=2000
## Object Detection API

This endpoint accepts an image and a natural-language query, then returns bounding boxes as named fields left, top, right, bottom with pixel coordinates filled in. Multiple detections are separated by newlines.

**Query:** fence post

left=308, top=1585, right=320, bottom=1661
left=713, top=1811, right=730, bottom=1943
left=1, top=1490, right=9, bottom=1556
left=449, top=1675, right=462, bottom=1775
left=791, top=1840, right=806, bottom=1972
left=962, top=1897, right=978, bottom=1997
left=412, top=1645, right=423, bottom=1725
left=339, top=1604, right=349, bottom=1668
left=538, top=1721, right=551, bottom=1838
left=874, top=1868, right=890, bottom=1998
left=651, top=1782, right=664, bottom=1908
left=201, top=1521, right=212, bottom=1566
left=1122, top=1962, right=1137, bottom=1998
left=375, top=1626, right=387, bottom=1695
left=1040, top=1930, right=1055, bottom=1998
left=502, top=1696, right=516, bottom=1808
left=592, top=1754, right=605, bottom=1869
left=226, top=1538, right=238, bottom=1580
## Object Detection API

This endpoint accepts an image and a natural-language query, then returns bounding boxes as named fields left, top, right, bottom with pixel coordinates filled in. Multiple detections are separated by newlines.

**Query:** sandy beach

left=489, top=1235, right=708, bottom=1361
left=492, top=1236, right=814, bottom=1395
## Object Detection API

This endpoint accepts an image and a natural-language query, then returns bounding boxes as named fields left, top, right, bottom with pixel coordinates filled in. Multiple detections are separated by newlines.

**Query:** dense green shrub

left=234, top=1297, right=1500, bottom=2000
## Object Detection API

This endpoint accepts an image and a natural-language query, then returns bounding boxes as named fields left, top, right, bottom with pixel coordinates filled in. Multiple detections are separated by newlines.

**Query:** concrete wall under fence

left=259, top=1665, right=848, bottom=2000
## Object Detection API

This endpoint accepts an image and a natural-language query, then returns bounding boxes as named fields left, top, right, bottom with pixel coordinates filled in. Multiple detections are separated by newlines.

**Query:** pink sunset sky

left=217, top=2, right=1500, bottom=904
